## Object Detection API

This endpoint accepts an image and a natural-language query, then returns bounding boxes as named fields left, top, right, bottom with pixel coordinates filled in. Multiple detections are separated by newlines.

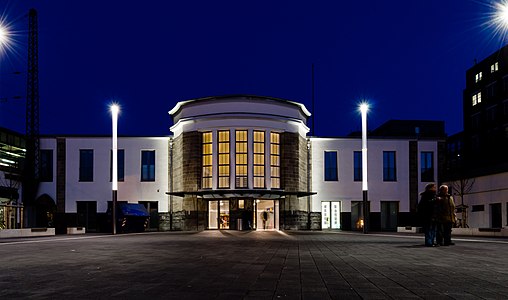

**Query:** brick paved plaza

left=1, top=231, right=507, bottom=299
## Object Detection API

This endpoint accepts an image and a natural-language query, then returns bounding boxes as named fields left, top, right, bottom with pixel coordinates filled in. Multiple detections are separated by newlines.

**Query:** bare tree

left=449, top=177, right=475, bottom=228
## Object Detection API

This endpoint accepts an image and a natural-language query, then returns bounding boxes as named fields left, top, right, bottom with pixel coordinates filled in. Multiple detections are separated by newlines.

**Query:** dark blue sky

left=0, top=0, right=505, bottom=137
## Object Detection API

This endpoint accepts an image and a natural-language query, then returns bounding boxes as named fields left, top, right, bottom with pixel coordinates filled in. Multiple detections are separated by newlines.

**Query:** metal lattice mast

left=26, top=8, right=40, bottom=181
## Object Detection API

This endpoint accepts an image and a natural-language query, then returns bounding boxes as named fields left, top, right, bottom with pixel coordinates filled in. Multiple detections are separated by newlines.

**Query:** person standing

left=417, top=183, right=437, bottom=247
left=435, top=185, right=456, bottom=246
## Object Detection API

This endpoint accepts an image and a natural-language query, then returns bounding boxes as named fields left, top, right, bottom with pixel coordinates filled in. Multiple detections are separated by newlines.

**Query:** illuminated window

left=475, top=72, right=482, bottom=83
left=472, top=92, right=481, bottom=106
left=238, top=199, right=245, bottom=209
left=202, top=132, right=213, bottom=189
left=324, top=151, right=338, bottom=181
left=491, top=62, right=499, bottom=73
left=218, top=130, right=230, bottom=188
left=253, top=131, right=265, bottom=188
left=270, top=132, right=281, bottom=189
left=235, top=130, right=248, bottom=188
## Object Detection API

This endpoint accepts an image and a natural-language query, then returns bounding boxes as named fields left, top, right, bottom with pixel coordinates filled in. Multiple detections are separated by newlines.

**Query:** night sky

left=0, top=0, right=506, bottom=137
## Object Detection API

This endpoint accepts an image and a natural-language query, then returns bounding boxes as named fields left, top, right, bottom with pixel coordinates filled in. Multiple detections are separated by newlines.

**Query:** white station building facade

left=31, top=95, right=445, bottom=233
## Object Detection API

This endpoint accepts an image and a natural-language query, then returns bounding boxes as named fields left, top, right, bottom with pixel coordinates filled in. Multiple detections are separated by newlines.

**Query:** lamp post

left=360, top=103, right=369, bottom=234
left=110, top=104, right=120, bottom=235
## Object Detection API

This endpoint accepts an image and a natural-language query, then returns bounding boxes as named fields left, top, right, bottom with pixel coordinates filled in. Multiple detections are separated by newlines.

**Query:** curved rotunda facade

left=165, top=95, right=318, bottom=231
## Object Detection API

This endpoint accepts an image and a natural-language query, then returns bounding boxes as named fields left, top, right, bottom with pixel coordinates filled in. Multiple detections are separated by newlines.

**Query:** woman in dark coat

left=417, top=183, right=437, bottom=247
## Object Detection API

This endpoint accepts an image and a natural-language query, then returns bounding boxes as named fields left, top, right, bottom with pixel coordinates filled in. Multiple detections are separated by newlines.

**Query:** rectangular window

left=202, top=132, right=213, bottom=188
left=420, top=151, right=434, bottom=182
left=475, top=72, right=482, bottom=83
left=472, top=92, right=482, bottom=106
left=487, top=83, right=496, bottom=98
left=383, top=151, right=396, bottom=181
left=79, top=149, right=94, bottom=182
left=235, top=130, right=248, bottom=188
left=353, top=151, right=362, bottom=181
left=110, top=149, right=125, bottom=182
left=270, top=132, right=281, bottom=189
left=141, top=150, right=155, bottom=182
left=40, top=149, right=53, bottom=182
left=491, top=62, right=499, bottom=73
left=253, top=131, right=265, bottom=188
left=472, top=205, right=484, bottom=212
left=218, top=130, right=230, bottom=188
left=324, top=151, right=338, bottom=181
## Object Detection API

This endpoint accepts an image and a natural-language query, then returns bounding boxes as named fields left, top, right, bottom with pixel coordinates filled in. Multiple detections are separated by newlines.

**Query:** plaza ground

left=1, top=231, right=507, bottom=299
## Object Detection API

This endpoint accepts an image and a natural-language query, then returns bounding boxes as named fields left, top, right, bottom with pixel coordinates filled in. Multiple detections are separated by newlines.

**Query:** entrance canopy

left=166, top=189, right=316, bottom=199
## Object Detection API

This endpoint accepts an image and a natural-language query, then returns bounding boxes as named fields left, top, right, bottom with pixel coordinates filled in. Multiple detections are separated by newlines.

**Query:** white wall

left=311, top=138, right=439, bottom=213
left=38, top=138, right=57, bottom=201
left=447, top=172, right=508, bottom=228
left=38, top=137, right=169, bottom=214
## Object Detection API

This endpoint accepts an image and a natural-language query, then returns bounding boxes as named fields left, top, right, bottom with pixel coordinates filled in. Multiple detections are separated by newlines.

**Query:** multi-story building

left=31, top=95, right=445, bottom=233
left=444, top=45, right=508, bottom=229
left=0, top=127, right=26, bottom=229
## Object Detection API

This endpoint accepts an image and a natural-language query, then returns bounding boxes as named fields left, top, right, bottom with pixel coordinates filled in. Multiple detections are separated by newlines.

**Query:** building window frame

left=353, top=151, right=362, bottom=182
left=420, top=151, right=434, bottom=182
left=253, top=130, right=265, bottom=189
left=491, top=61, right=499, bottom=73
left=324, top=151, right=338, bottom=181
left=472, top=91, right=482, bottom=106
left=217, top=130, right=230, bottom=189
left=270, top=132, right=281, bottom=189
left=235, top=130, right=248, bottom=188
left=40, top=149, right=53, bottom=182
left=383, top=151, right=397, bottom=182
left=202, top=131, right=213, bottom=189
left=79, top=149, right=94, bottom=182
left=141, top=150, right=156, bottom=182
left=475, top=71, right=482, bottom=83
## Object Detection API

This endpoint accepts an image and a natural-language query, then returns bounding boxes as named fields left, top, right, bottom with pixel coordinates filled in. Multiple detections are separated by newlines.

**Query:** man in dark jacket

left=418, top=183, right=437, bottom=247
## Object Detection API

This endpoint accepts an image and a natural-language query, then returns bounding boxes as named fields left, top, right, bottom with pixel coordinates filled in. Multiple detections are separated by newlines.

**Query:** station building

left=31, top=95, right=444, bottom=233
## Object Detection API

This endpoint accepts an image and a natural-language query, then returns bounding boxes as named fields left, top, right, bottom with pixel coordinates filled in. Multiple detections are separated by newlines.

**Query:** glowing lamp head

left=110, top=104, right=120, bottom=115
left=497, top=1, right=508, bottom=28
left=0, top=23, right=12, bottom=53
left=359, top=103, right=369, bottom=114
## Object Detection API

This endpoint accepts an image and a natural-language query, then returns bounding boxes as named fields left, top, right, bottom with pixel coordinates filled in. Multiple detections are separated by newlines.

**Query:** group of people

left=418, top=183, right=457, bottom=247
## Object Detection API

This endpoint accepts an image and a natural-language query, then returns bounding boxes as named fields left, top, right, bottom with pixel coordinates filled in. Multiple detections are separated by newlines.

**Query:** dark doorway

left=77, top=201, right=97, bottom=232
left=491, top=203, right=502, bottom=228
left=35, top=194, right=56, bottom=228
left=381, top=201, right=398, bottom=231
left=140, top=201, right=159, bottom=231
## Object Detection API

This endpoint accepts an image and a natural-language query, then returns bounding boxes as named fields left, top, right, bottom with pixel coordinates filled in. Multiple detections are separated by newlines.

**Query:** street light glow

left=110, top=103, right=120, bottom=115
left=359, top=103, right=369, bottom=114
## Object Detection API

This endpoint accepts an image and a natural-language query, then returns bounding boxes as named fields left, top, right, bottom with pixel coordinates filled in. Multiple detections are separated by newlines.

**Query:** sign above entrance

left=167, top=189, right=316, bottom=199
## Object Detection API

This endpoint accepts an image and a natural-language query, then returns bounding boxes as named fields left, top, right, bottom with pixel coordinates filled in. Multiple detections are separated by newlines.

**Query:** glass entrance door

left=208, top=200, right=230, bottom=229
left=322, top=201, right=341, bottom=229
left=255, top=200, right=278, bottom=230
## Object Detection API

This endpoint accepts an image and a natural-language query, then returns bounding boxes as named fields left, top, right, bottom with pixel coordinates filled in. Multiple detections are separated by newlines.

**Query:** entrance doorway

left=139, top=201, right=159, bottom=231
left=255, top=200, right=279, bottom=230
left=322, top=201, right=341, bottom=229
left=491, top=203, right=502, bottom=228
left=208, top=200, right=230, bottom=229
left=381, top=201, right=398, bottom=231
left=77, top=201, right=97, bottom=232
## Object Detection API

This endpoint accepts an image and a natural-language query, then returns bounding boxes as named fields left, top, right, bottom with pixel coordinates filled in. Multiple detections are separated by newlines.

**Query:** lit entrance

left=255, top=200, right=279, bottom=230
left=208, top=200, right=230, bottom=229
left=322, top=201, right=341, bottom=229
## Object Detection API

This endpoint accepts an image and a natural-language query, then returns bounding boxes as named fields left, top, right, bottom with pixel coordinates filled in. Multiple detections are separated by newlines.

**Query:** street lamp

left=110, top=103, right=120, bottom=235
left=359, top=103, right=369, bottom=234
